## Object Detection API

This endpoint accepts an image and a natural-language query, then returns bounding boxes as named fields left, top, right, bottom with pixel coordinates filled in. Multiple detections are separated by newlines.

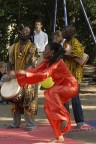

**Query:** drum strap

left=14, top=41, right=32, bottom=70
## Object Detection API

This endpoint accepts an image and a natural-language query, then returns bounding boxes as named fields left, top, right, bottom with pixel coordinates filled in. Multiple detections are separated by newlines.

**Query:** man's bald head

left=19, top=26, right=31, bottom=41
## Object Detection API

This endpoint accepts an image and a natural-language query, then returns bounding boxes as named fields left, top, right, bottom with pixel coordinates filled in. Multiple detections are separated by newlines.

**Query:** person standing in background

left=52, top=30, right=66, bottom=48
left=33, top=19, right=48, bottom=65
left=7, top=26, right=39, bottom=131
left=62, top=25, right=85, bottom=129
left=52, top=30, right=63, bottom=44
left=53, top=27, right=85, bottom=129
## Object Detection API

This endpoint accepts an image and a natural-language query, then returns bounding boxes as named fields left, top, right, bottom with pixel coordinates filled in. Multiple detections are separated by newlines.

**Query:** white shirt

left=60, top=39, right=66, bottom=46
left=34, top=30, right=48, bottom=52
left=60, top=39, right=71, bottom=55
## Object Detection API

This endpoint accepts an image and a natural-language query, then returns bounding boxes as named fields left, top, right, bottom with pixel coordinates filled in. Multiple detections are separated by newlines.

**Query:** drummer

left=53, top=26, right=85, bottom=129
left=7, top=26, right=39, bottom=131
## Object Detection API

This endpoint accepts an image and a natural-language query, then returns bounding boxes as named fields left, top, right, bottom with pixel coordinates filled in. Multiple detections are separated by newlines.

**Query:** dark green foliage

left=0, top=0, right=96, bottom=63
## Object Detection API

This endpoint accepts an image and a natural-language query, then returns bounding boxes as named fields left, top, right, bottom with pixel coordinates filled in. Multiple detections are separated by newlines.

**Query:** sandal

left=48, top=136, right=64, bottom=143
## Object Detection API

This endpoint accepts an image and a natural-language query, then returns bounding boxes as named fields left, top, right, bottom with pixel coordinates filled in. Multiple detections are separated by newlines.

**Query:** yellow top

left=63, top=37, right=85, bottom=84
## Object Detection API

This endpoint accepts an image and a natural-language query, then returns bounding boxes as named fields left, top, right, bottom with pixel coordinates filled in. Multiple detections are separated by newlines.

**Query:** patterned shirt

left=8, top=41, right=39, bottom=70
left=63, top=37, right=85, bottom=84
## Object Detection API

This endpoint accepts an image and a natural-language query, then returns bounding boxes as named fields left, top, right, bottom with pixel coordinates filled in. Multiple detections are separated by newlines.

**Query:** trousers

left=65, top=85, right=84, bottom=123
left=11, top=107, right=36, bottom=128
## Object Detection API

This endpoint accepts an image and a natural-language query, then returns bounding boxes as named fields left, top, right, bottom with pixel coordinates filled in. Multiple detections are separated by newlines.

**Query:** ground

left=0, top=85, right=96, bottom=144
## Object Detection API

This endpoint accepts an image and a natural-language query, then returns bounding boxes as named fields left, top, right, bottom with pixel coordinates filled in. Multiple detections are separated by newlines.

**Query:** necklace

left=17, top=42, right=28, bottom=60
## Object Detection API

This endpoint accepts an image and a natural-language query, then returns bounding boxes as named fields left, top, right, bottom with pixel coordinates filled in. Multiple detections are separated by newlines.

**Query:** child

left=52, top=30, right=63, bottom=43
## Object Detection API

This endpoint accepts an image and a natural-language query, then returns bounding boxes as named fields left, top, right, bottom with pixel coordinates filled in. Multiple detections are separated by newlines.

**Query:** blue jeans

left=65, top=85, right=84, bottom=123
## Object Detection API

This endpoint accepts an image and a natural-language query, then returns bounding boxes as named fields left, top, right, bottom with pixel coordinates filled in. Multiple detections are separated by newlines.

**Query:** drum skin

left=1, top=79, right=21, bottom=99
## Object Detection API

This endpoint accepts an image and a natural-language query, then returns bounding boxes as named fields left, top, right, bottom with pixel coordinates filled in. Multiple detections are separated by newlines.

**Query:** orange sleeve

left=26, top=59, right=47, bottom=72
left=16, top=60, right=63, bottom=87
left=16, top=59, right=50, bottom=86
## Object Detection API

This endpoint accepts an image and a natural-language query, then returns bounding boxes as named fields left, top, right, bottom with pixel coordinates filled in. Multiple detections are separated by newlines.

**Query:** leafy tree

left=0, top=0, right=96, bottom=63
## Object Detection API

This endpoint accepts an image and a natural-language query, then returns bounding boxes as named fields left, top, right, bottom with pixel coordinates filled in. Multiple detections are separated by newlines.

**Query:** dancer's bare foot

left=60, top=120, right=68, bottom=130
left=48, top=135, right=64, bottom=143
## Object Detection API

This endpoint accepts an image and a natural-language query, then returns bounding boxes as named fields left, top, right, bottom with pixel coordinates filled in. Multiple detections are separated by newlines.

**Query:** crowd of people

left=0, top=19, right=87, bottom=143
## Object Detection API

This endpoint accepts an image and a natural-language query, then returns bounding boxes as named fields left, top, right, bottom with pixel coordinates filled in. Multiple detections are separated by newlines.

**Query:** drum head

left=1, top=79, right=21, bottom=99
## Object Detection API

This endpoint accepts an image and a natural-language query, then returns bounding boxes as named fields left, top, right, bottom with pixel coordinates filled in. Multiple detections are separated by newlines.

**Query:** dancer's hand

left=17, top=70, right=26, bottom=75
left=17, top=70, right=33, bottom=77
left=7, top=70, right=16, bottom=79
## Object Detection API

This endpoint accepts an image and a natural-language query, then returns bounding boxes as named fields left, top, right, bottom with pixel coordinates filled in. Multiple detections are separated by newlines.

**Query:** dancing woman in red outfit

left=9, top=42, right=78, bottom=143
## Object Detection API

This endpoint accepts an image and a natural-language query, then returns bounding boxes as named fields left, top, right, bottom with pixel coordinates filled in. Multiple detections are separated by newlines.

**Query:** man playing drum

left=7, top=26, right=39, bottom=131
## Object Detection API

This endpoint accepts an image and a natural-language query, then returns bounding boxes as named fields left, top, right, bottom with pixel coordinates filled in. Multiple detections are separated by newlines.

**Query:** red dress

left=16, top=59, right=78, bottom=137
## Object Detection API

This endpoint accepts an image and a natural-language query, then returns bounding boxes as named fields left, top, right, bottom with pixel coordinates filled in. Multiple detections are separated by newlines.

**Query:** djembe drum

left=1, top=79, right=23, bottom=103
